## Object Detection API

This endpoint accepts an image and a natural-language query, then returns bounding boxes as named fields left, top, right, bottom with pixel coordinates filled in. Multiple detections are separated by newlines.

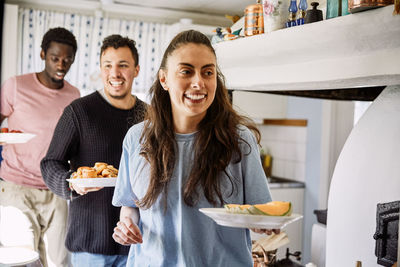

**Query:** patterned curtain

left=18, top=8, right=172, bottom=97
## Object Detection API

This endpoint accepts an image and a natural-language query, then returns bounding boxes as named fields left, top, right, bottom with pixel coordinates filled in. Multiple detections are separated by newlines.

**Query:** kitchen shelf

left=261, top=119, right=308, bottom=127
left=214, top=5, right=400, bottom=93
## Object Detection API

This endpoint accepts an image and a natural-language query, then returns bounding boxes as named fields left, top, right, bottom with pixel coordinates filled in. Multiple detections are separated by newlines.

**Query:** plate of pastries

left=67, top=162, right=118, bottom=187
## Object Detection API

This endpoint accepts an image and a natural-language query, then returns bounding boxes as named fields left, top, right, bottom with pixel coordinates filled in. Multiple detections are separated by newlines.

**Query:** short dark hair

left=100, top=34, right=139, bottom=66
left=41, top=27, right=77, bottom=55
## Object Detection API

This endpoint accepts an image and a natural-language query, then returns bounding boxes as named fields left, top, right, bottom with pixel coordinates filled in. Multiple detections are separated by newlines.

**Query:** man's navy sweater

left=41, top=91, right=146, bottom=255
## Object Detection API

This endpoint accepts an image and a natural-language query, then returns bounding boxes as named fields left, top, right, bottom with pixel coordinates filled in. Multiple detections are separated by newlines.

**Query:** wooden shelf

left=260, top=119, right=308, bottom=127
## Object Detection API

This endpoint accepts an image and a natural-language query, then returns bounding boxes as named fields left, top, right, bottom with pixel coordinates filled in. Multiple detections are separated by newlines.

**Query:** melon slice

left=249, top=201, right=292, bottom=216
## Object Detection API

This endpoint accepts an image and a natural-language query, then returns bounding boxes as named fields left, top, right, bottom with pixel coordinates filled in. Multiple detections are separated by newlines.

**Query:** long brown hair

left=138, top=30, right=260, bottom=209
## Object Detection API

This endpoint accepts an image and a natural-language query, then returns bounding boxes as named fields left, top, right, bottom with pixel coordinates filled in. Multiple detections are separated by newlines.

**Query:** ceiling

left=113, top=0, right=255, bottom=17
left=6, top=0, right=257, bottom=26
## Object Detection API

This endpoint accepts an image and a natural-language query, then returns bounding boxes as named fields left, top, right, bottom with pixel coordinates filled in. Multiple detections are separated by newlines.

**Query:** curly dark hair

left=100, top=34, right=139, bottom=66
left=138, top=30, right=260, bottom=209
left=41, top=27, right=77, bottom=55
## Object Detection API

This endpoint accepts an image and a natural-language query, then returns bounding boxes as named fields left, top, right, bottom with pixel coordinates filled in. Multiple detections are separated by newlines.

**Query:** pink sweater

left=0, top=73, right=80, bottom=189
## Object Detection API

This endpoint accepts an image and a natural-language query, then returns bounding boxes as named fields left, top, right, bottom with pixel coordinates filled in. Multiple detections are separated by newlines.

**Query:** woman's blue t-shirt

left=112, top=122, right=271, bottom=267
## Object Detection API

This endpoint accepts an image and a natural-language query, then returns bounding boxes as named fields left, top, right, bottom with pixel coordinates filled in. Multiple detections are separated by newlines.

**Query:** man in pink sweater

left=0, top=27, right=80, bottom=267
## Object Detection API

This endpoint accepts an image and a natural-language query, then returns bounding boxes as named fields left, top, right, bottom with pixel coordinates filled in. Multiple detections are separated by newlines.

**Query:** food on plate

left=224, top=204, right=252, bottom=214
left=224, top=201, right=292, bottom=216
left=0, top=128, right=23, bottom=133
left=101, top=167, right=118, bottom=177
left=79, top=167, right=97, bottom=178
left=94, top=162, right=108, bottom=174
left=71, top=162, right=118, bottom=179
left=251, top=201, right=292, bottom=216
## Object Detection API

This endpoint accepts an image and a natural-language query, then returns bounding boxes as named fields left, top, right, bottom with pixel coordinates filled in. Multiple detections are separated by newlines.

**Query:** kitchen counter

left=267, top=176, right=305, bottom=189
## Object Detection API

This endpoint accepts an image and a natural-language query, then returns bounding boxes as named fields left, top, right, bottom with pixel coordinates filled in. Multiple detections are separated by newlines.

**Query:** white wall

left=286, top=96, right=323, bottom=263
left=1, top=4, right=19, bottom=84
left=327, top=86, right=400, bottom=266
left=258, top=124, right=307, bottom=182
left=233, top=91, right=288, bottom=119
left=319, top=100, right=354, bottom=209
left=287, top=97, right=354, bottom=264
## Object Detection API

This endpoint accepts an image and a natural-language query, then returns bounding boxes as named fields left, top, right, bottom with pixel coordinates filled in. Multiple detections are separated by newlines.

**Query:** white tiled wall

left=232, top=91, right=307, bottom=183
left=258, top=125, right=307, bottom=182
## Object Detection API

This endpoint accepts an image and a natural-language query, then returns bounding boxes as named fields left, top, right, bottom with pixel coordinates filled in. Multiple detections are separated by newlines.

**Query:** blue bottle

left=286, top=0, right=298, bottom=27
left=297, top=0, right=308, bottom=25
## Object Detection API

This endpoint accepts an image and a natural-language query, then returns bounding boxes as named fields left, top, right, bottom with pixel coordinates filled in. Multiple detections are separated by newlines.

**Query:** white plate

left=0, top=133, right=36, bottom=144
left=67, top=178, right=117, bottom=187
left=0, top=247, right=39, bottom=265
left=199, top=208, right=303, bottom=229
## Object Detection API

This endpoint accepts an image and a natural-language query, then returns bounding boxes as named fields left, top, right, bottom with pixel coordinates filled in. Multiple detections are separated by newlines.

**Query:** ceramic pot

left=262, top=0, right=290, bottom=33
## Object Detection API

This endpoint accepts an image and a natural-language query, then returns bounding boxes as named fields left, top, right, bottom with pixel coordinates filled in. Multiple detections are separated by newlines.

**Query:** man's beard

left=51, top=77, right=63, bottom=84
left=108, top=92, right=129, bottom=100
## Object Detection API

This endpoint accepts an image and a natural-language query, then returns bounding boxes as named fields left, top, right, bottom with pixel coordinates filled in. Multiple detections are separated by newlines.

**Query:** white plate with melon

left=199, top=201, right=302, bottom=229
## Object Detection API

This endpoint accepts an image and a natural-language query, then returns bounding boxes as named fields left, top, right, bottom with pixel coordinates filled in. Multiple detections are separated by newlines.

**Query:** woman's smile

left=159, top=43, right=217, bottom=128
left=184, top=93, right=207, bottom=103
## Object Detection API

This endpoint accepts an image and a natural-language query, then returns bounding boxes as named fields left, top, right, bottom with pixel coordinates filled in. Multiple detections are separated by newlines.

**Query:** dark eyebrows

left=49, top=52, right=73, bottom=59
left=102, top=60, right=130, bottom=64
left=178, top=63, right=216, bottom=69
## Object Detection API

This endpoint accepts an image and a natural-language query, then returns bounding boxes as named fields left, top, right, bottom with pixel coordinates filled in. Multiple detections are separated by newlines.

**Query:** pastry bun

left=101, top=165, right=118, bottom=177
left=71, top=162, right=118, bottom=179
left=101, top=169, right=113, bottom=177
left=94, top=162, right=108, bottom=175
left=107, top=165, right=118, bottom=174
left=79, top=167, right=97, bottom=178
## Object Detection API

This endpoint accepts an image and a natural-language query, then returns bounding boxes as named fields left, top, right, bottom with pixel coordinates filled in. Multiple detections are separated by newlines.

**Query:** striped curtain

left=18, top=8, right=172, bottom=97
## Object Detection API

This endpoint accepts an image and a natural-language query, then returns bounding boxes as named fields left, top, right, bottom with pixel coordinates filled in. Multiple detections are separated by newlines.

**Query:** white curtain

left=17, top=8, right=172, bottom=97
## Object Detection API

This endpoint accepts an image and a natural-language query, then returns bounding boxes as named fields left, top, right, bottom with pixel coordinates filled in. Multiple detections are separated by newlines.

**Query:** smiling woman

left=158, top=43, right=217, bottom=133
left=112, top=30, right=273, bottom=267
